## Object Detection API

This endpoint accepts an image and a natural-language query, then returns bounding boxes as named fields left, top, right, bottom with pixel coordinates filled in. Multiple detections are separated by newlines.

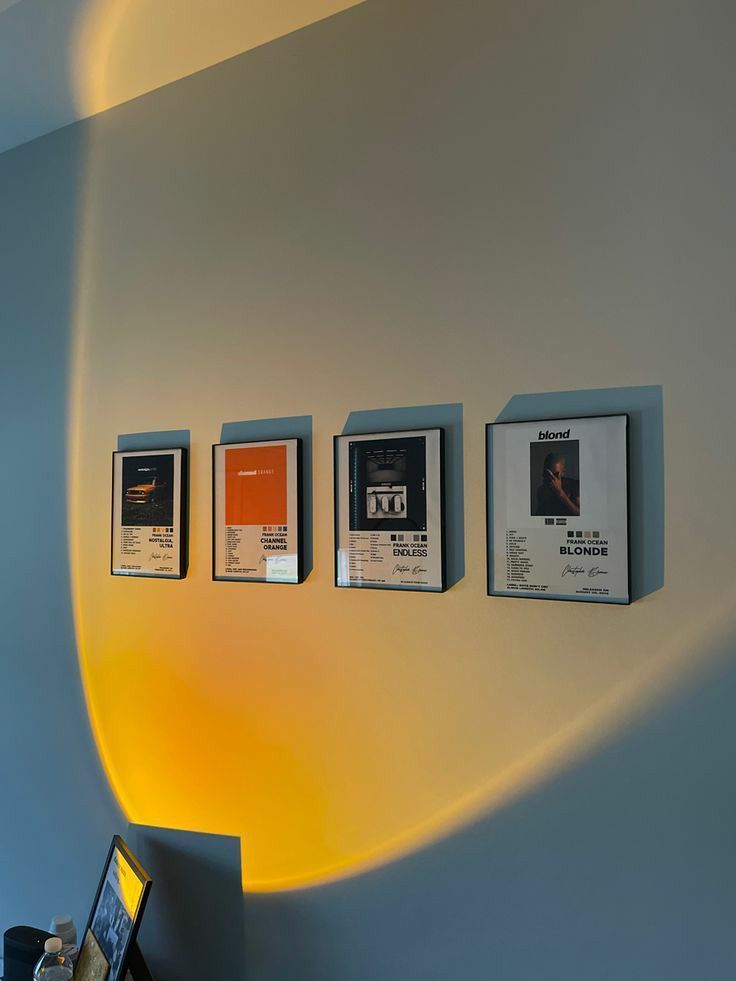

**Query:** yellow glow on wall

left=72, top=0, right=366, bottom=119
left=67, top=185, right=734, bottom=891
left=63, top=2, right=736, bottom=894
left=67, top=389, right=736, bottom=893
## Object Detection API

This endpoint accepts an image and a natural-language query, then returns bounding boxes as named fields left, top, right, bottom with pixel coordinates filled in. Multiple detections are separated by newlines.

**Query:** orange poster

left=225, top=444, right=288, bottom=525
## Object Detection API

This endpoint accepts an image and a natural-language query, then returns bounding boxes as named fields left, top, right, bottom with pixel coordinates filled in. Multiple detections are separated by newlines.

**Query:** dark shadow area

left=497, top=387, right=664, bottom=601
left=0, top=123, right=125, bottom=932
left=245, top=632, right=736, bottom=981
left=118, top=430, right=191, bottom=453
left=0, top=0, right=85, bottom=154
left=342, top=404, right=464, bottom=588
left=220, top=415, right=313, bottom=579
left=127, top=824, right=243, bottom=981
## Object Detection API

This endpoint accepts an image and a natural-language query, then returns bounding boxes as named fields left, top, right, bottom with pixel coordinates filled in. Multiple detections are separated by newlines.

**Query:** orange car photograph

left=121, top=453, right=175, bottom=527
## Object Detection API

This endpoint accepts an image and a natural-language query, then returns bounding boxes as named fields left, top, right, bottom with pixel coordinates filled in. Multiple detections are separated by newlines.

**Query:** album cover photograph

left=348, top=435, right=427, bottom=532
left=120, top=453, right=175, bottom=527
left=529, top=438, right=580, bottom=517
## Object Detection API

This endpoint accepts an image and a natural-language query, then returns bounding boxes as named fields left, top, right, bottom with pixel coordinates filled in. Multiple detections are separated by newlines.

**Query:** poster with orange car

left=111, top=447, right=187, bottom=578
left=213, top=438, right=302, bottom=583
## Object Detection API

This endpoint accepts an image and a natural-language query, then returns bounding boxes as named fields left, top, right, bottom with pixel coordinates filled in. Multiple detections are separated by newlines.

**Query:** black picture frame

left=211, top=437, right=304, bottom=584
left=110, top=448, right=188, bottom=579
left=333, top=427, right=447, bottom=593
left=76, top=835, right=153, bottom=981
left=486, top=413, right=631, bottom=605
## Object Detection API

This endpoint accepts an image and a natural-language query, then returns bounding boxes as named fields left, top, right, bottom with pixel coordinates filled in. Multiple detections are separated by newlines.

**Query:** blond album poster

left=213, top=438, right=302, bottom=583
left=487, top=414, right=630, bottom=603
left=111, top=448, right=187, bottom=578
left=334, top=428, right=445, bottom=591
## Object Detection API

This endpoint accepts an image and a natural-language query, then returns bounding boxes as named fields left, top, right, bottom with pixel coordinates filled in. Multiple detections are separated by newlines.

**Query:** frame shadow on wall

left=127, top=824, right=243, bottom=981
left=118, top=429, right=191, bottom=575
left=118, top=429, right=192, bottom=575
left=342, top=403, right=464, bottom=589
left=220, top=415, right=313, bottom=580
left=496, top=385, right=664, bottom=600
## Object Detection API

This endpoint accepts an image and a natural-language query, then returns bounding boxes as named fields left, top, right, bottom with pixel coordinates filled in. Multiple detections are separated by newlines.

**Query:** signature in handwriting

left=393, top=564, right=428, bottom=576
left=562, top=564, right=585, bottom=577
left=562, top=564, right=609, bottom=578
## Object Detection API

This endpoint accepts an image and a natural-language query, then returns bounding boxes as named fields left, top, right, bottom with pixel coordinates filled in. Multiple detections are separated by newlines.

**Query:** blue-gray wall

left=0, top=124, right=124, bottom=929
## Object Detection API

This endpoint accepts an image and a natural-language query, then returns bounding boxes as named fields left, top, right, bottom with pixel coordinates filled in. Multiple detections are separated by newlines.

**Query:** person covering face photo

left=535, top=452, right=580, bottom=517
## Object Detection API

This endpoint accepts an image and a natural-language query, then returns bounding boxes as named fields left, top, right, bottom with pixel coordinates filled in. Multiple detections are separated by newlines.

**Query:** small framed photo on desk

left=75, top=836, right=152, bottom=981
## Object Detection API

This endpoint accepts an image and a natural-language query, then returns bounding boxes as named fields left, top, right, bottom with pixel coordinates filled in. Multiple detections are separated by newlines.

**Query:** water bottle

left=49, top=914, right=78, bottom=965
left=33, top=936, right=74, bottom=979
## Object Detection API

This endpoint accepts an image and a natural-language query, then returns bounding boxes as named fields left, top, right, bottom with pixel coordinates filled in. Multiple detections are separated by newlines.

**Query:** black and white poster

left=334, top=429, right=445, bottom=591
left=111, top=448, right=187, bottom=578
left=487, top=414, right=630, bottom=603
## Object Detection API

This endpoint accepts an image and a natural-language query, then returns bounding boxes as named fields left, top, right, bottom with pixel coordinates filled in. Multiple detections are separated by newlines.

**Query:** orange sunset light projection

left=63, top=0, right=736, bottom=896
left=72, top=0, right=367, bottom=120
left=68, top=274, right=732, bottom=894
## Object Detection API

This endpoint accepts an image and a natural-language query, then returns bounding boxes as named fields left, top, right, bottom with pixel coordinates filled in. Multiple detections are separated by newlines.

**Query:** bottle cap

left=50, top=914, right=76, bottom=944
left=45, top=936, right=63, bottom=954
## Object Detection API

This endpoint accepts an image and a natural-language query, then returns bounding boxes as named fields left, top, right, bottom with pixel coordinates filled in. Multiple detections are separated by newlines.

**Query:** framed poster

left=334, top=428, right=446, bottom=591
left=75, top=835, right=152, bottom=981
left=111, top=448, right=187, bottom=579
left=212, top=438, right=303, bottom=583
left=487, top=414, right=630, bottom=604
